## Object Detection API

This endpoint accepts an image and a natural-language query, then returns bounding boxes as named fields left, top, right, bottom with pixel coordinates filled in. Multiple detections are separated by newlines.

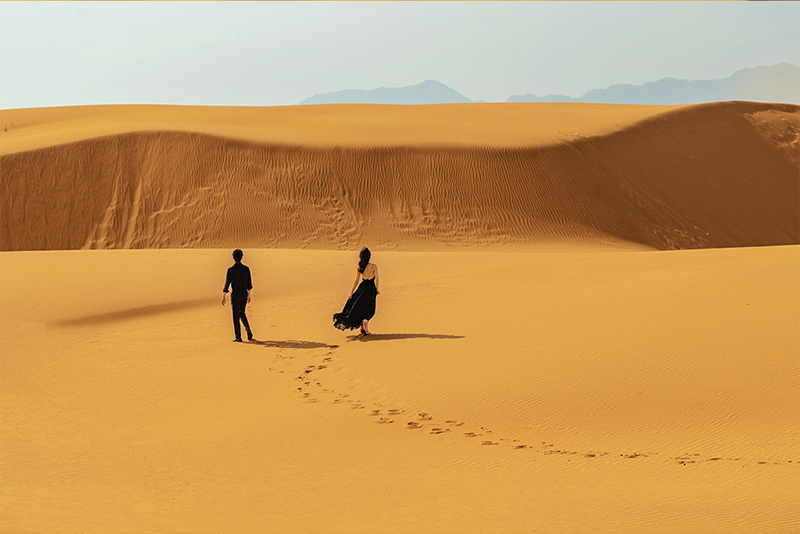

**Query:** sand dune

left=2, top=101, right=797, bottom=252
left=0, top=246, right=797, bottom=533
left=1, top=101, right=798, bottom=532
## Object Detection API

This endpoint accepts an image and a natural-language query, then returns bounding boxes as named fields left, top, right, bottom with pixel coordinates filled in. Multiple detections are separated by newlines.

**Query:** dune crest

left=1, top=101, right=797, bottom=251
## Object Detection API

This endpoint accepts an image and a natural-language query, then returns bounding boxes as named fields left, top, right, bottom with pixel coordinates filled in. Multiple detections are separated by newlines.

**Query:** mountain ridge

left=300, top=80, right=472, bottom=105
left=299, top=64, right=800, bottom=105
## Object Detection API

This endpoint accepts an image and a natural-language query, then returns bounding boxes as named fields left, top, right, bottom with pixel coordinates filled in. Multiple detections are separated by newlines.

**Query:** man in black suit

left=221, top=249, right=253, bottom=342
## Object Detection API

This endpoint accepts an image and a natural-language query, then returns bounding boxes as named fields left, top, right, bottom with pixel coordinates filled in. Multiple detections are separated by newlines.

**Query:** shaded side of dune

left=1, top=102, right=797, bottom=251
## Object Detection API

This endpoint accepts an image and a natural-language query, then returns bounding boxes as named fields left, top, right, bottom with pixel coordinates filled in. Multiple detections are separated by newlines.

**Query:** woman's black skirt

left=333, top=278, right=377, bottom=330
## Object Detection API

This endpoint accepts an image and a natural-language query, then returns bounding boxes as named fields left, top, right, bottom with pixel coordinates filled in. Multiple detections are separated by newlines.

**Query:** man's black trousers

left=231, top=291, right=251, bottom=340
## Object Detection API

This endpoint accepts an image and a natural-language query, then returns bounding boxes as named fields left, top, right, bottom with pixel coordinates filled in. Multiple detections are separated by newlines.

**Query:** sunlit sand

left=1, top=103, right=798, bottom=533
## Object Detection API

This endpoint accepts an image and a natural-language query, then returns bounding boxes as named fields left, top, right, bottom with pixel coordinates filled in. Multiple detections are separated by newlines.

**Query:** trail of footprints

left=266, top=346, right=796, bottom=468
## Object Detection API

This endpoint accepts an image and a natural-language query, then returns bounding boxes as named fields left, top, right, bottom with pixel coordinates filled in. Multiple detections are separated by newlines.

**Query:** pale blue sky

left=1, top=1, right=798, bottom=109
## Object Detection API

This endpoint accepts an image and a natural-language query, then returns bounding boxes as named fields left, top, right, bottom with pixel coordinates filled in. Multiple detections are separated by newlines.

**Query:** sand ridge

left=0, top=102, right=686, bottom=155
left=1, top=101, right=798, bottom=252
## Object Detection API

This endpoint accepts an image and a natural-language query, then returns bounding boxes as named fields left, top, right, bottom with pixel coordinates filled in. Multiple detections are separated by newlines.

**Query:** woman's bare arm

left=374, top=265, right=380, bottom=294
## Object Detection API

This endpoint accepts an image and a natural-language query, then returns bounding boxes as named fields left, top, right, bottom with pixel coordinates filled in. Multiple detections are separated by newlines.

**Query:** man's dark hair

left=233, top=249, right=244, bottom=262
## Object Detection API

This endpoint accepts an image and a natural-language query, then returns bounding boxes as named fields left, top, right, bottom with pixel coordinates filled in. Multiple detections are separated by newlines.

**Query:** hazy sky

left=1, top=1, right=799, bottom=109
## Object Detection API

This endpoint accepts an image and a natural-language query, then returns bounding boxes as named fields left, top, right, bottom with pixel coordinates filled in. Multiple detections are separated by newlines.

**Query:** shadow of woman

left=250, top=339, right=339, bottom=349
left=347, top=333, right=465, bottom=342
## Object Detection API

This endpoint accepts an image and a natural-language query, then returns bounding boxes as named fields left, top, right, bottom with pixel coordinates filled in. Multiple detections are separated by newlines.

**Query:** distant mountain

left=300, top=65, right=799, bottom=106
left=300, top=80, right=472, bottom=105
left=507, top=64, right=800, bottom=105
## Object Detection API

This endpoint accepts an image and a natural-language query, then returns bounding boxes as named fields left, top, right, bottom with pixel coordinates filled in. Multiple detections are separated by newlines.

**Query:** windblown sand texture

left=1, top=102, right=798, bottom=251
left=1, top=103, right=798, bottom=533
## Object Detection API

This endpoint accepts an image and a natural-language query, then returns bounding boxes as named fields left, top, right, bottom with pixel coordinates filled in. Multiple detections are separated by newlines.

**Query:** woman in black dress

left=333, top=248, right=380, bottom=335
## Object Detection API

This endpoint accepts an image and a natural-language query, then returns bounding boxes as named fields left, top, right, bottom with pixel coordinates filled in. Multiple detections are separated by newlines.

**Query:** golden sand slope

left=1, top=102, right=797, bottom=252
left=1, top=247, right=797, bottom=533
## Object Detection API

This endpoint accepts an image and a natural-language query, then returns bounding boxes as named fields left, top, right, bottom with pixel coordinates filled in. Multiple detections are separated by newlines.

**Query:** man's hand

left=221, top=294, right=226, bottom=306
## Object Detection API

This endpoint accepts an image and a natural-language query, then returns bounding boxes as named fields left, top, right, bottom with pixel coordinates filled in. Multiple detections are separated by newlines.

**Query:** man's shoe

left=246, top=330, right=253, bottom=341
left=232, top=338, right=243, bottom=342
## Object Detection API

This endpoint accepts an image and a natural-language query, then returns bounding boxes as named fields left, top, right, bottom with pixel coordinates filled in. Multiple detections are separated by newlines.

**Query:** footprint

left=417, top=413, right=434, bottom=421
left=430, top=428, right=451, bottom=435
left=445, top=420, right=465, bottom=427
left=463, top=432, right=481, bottom=438
left=369, top=410, right=381, bottom=416
left=387, top=409, right=405, bottom=415
left=514, top=445, right=528, bottom=450
left=545, top=449, right=578, bottom=456
left=406, top=422, right=423, bottom=430
left=377, top=417, right=394, bottom=424
left=481, top=441, right=499, bottom=446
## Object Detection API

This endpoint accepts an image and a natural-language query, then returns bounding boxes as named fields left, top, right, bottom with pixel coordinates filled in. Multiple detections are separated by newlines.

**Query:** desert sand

left=1, top=102, right=798, bottom=252
left=1, top=102, right=798, bottom=533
